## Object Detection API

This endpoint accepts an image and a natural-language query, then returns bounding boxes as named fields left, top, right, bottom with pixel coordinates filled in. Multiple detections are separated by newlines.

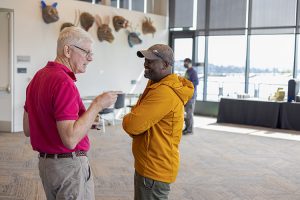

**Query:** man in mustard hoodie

left=122, top=44, right=194, bottom=200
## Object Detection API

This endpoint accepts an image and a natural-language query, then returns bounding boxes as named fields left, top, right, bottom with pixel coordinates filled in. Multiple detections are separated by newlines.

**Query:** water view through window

left=249, top=35, right=294, bottom=100
left=207, top=35, right=246, bottom=101
left=173, top=34, right=295, bottom=101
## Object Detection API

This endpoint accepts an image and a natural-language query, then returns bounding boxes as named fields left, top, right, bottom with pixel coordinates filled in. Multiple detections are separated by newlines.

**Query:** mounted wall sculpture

left=95, top=15, right=114, bottom=43
left=41, top=0, right=59, bottom=24
left=80, top=12, right=95, bottom=31
left=113, top=15, right=129, bottom=32
left=60, top=9, right=80, bottom=31
left=127, top=31, right=142, bottom=47
left=142, top=17, right=156, bottom=36
left=126, top=24, right=142, bottom=47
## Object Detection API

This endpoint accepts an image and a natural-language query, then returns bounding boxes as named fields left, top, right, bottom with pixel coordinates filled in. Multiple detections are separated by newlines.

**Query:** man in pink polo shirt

left=23, top=26, right=117, bottom=200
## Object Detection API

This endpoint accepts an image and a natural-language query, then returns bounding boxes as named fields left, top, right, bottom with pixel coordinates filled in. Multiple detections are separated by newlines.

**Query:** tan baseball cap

left=137, top=44, right=174, bottom=66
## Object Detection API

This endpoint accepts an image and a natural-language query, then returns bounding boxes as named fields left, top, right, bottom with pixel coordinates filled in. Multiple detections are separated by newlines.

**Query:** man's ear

left=64, top=45, right=71, bottom=58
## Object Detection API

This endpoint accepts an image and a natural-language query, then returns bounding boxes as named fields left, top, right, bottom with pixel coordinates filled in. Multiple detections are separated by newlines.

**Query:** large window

left=119, top=0, right=129, bottom=9
left=207, top=36, right=247, bottom=101
left=76, top=0, right=167, bottom=15
left=249, top=35, right=294, bottom=100
left=170, top=0, right=300, bottom=104
left=131, top=0, right=144, bottom=12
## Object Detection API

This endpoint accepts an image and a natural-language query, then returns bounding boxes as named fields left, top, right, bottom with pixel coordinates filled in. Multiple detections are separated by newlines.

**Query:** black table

left=280, top=102, right=300, bottom=131
left=217, top=98, right=281, bottom=128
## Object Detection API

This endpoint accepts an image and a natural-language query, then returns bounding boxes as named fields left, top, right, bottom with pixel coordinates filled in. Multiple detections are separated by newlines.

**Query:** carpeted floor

left=1, top=125, right=300, bottom=200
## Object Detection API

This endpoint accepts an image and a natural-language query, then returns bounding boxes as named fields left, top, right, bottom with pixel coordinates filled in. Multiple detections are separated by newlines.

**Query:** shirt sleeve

left=122, top=86, right=174, bottom=135
left=190, top=70, right=199, bottom=86
left=53, top=81, right=80, bottom=121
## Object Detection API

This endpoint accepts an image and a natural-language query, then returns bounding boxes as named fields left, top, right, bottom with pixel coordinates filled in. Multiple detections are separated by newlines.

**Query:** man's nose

left=87, top=56, right=93, bottom=62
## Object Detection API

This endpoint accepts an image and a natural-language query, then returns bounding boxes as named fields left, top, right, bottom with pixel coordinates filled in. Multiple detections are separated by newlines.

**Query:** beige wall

left=0, top=0, right=168, bottom=132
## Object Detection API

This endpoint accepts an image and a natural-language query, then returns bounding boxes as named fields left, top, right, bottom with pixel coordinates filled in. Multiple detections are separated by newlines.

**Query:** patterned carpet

left=1, top=125, right=300, bottom=200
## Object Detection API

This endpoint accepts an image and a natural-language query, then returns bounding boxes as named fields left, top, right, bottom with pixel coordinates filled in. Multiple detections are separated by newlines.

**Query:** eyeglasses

left=71, top=45, right=93, bottom=58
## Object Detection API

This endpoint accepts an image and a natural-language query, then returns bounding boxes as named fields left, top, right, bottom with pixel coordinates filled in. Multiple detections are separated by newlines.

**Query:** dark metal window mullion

left=293, top=0, right=299, bottom=78
left=245, top=0, right=252, bottom=94
left=203, top=0, right=211, bottom=101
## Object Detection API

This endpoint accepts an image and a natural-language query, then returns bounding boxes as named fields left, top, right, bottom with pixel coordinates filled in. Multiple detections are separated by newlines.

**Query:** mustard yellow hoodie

left=122, top=74, right=194, bottom=183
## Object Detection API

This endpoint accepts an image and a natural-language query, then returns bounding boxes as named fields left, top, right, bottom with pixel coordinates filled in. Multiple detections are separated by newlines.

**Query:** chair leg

left=112, top=112, right=115, bottom=126
left=102, top=117, right=105, bottom=133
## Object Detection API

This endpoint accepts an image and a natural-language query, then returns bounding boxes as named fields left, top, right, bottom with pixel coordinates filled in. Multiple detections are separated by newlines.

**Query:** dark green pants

left=134, top=171, right=170, bottom=200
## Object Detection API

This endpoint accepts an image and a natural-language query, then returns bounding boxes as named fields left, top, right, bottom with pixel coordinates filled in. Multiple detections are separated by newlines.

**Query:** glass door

left=0, top=9, right=14, bottom=132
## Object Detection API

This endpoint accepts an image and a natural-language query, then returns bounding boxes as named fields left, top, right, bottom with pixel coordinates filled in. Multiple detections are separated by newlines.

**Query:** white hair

left=57, top=26, right=94, bottom=55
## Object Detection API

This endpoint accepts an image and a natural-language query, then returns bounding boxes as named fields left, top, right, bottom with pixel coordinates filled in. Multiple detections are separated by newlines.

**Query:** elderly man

left=122, top=44, right=194, bottom=200
left=23, top=27, right=117, bottom=200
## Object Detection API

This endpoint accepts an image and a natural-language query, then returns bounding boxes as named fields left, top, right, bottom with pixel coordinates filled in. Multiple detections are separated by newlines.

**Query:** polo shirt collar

left=47, top=61, right=77, bottom=81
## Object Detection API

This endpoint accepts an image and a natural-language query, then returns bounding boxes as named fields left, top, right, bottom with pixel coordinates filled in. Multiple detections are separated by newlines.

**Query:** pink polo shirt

left=24, top=61, right=90, bottom=154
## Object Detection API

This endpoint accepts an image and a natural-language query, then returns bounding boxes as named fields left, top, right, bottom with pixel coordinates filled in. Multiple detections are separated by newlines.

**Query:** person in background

left=123, top=44, right=194, bottom=200
left=23, top=26, right=118, bottom=200
left=183, top=58, right=199, bottom=135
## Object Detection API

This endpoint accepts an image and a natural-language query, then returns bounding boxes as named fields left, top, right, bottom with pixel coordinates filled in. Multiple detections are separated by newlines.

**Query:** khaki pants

left=134, top=171, right=170, bottom=200
left=38, top=155, right=95, bottom=200
left=184, top=98, right=196, bottom=133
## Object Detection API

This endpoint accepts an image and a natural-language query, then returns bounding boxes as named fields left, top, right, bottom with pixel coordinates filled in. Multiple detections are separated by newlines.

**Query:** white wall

left=0, top=0, right=168, bottom=132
